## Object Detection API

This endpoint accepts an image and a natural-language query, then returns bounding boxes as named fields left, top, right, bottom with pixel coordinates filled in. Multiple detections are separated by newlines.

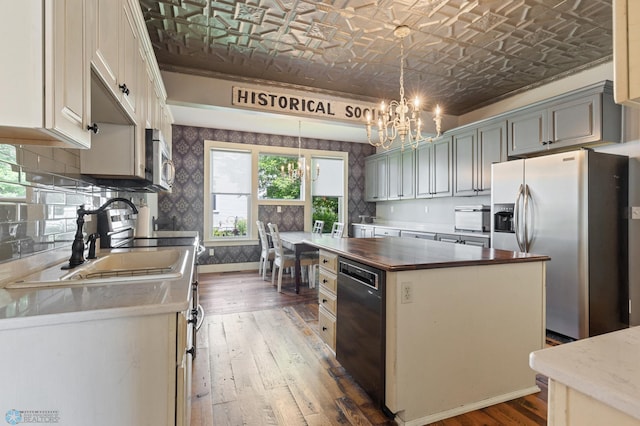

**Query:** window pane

left=312, top=157, right=344, bottom=197
left=211, top=150, right=251, bottom=194
left=312, top=196, right=341, bottom=233
left=258, top=154, right=302, bottom=200
left=211, top=194, right=249, bottom=238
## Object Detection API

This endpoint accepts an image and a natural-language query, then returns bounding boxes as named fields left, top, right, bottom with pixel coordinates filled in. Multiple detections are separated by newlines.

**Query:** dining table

left=278, top=231, right=319, bottom=294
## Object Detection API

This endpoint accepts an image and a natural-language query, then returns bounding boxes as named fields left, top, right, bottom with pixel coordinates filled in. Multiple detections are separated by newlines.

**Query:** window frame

left=203, top=140, right=348, bottom=246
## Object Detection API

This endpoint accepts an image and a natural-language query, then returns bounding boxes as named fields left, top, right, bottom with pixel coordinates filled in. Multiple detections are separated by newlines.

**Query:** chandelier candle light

left=281, top=121, right=320, bottom=182
left=366, top=25, right=442, bottom=150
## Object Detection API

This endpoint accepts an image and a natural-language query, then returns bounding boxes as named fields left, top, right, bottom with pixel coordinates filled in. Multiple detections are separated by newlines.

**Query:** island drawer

left=318, top=271, right=337, bottom=293
left=318, top=306, right=336, bottom=351
left=319, top=250, right=338, bottom=273
left=318, top=286, right=337, bottom=316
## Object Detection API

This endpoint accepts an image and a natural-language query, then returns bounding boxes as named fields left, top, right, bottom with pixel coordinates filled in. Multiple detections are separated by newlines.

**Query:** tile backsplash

left=0, top=144, right=123, bottom=264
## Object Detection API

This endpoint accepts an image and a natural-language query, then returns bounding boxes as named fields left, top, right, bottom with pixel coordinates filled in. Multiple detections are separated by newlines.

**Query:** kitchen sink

left=5, top=249, right=189, bottom=289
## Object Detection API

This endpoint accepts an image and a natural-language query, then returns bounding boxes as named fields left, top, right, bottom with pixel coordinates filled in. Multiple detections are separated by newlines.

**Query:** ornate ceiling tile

left=139, top=0, right=613, bottom=115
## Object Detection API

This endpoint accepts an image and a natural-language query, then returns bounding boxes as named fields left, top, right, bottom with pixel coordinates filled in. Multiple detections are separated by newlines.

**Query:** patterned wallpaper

left=158, top=125, right=376, bottom=266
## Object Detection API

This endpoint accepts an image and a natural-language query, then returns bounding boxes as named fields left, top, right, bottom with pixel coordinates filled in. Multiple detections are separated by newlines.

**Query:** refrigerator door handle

left=524, top=184, right=531, bottom=253
left=514, top=184, right=525, bottom=252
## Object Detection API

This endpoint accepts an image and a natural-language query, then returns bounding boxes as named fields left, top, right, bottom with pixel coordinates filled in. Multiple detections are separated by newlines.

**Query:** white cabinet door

left=92, top=0, right=121, bottom=99
left=507, top=107, right=547, bottom=157
left=119, top=0, right=141, bottom=120
left=365, top=155, right=387, bottom=201
left=613, top=0, right=640, bottom=108
left=0, top=1, right=91, bottom=148
left=388, top=150, right=414, bottom=200
left=452, top=129, right=477, bottom=196
left=431, top=138, right=452, bottom=198
left=415, top=143, right=433, bottom=198
left=46, top=0, right=92, bottom=148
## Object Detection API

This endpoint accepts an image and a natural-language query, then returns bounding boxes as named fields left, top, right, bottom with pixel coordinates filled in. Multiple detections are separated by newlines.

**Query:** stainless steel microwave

left=145, top=129, right=175, bottom=191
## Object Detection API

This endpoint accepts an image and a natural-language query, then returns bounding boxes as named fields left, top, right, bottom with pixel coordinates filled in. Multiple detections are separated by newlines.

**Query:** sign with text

left=232, top=86, right=379, bottom=123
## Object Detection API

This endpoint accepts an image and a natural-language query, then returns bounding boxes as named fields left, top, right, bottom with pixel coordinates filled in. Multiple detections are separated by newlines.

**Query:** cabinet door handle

left=322, top=278, right=328, bottom=284
left=322, top=326, right=328, bottom=331
left=322, top=298, right=328, bottom=303
left=86, top=123, right=99, bottom=134
left=322, top=259, right=328, bottom=264
left=119, top=83, right=130, bottom=95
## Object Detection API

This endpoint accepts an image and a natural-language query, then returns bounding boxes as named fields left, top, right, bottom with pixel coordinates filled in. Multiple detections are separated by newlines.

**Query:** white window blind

left=312, top=157, right=344, bottom=197
left=211, top=150, right=251, bottom=194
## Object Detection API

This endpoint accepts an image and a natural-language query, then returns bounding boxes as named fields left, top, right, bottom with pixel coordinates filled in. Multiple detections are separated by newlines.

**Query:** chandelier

left=281, top=121, right=320, bottom=182
left=366, top=25, right=442, bottom=150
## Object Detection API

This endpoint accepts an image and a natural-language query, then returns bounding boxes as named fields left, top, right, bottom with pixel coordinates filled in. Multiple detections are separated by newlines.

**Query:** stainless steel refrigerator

left=491, top=150, right=628, bottom=340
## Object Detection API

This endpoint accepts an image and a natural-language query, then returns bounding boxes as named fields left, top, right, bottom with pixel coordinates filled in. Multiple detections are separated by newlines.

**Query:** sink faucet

left=63, top=198, right=138, bottom=269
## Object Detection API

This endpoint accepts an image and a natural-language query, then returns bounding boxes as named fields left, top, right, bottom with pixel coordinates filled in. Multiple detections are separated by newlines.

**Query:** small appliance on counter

left=454, top=205, right=490, bottom=232
left=358, top=215, right=375, bottom=223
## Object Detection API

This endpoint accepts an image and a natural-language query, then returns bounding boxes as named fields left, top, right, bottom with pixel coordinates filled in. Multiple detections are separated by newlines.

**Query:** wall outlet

left=424, top=206, right=429, bottom=214
left=277, top=206, right=282, bottom=213
left=632, top=207, right=640, bottom=220
left=209, top=248, right=215, bottom=256
left=401, top=282, right=413, bottom=304
left=390, top=205, right=394, bottom=213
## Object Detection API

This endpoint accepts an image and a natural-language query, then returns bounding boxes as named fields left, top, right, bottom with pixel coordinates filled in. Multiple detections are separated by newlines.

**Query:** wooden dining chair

left=312, top=220, right=324, bottom=234
left=256, top=220, right=275, bottom=281
left=267, top=222, right=314, bottom=292
left=331, top=222, right=345, bottom=238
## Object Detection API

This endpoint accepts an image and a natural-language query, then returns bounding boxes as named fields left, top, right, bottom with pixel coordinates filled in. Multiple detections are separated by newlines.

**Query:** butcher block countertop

left=304, top=236, right=549, bottom=271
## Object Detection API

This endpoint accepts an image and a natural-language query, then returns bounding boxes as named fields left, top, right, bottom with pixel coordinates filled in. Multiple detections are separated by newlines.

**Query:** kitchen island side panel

left=385, top=261, right=546, bottom=425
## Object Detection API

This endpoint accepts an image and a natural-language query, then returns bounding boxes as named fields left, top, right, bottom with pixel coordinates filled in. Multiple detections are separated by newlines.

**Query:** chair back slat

left=312, top=220, right=324, bottom=234
left=331, top=222, right=345, bottom=238
left=267, top=223, right=285, bottom=257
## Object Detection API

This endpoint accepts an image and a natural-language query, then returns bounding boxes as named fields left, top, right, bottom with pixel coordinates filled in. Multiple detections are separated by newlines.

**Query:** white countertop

left=352, top=220, right=490, bottom=238
left=530, top=326, right=640, bottom=420
left=0, top=244, right=197, bottom=331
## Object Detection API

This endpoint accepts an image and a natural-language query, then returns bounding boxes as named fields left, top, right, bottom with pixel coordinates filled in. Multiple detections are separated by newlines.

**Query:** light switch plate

left=632, top=207, right=640, bottom=220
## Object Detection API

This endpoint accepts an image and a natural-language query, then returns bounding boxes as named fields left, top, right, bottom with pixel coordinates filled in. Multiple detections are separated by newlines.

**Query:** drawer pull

left=322, top=279, right=328, bottom=284
left=322, top=298, right=328, bottom=303
left=322, top=259, right=329, bottom=264
left=322, top=326, right=328, bottom=331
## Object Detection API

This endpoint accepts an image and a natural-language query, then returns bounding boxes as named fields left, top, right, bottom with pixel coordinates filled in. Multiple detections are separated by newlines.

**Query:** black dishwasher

left=337, top=257, right=386, bottom=409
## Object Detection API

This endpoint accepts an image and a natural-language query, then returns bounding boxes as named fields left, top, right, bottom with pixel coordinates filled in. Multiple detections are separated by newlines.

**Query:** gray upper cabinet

left=388, top=149, right=415, bottom=200
left=507, top=81, right=620, bottom=157
left=453, top=120, right=506, bottom=196
left=365, top=154, right=388, bottom=202
left=416, top=137, right=452, bottom=198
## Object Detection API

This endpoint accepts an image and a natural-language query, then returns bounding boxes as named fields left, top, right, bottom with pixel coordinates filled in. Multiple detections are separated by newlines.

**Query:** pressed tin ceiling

left=138, top=0, right=613, bottom=116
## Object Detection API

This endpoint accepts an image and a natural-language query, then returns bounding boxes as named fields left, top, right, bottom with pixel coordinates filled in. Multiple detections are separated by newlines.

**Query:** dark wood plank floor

left=192, top=270, right=549, bottom=426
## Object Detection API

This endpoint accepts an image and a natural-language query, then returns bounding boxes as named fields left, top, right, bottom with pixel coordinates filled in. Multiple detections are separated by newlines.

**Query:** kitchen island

left=530, top=326, right=640, bottom=425
left=0, top=233, right=199, bottom=426
left=305, top=236, right=549, bottom=426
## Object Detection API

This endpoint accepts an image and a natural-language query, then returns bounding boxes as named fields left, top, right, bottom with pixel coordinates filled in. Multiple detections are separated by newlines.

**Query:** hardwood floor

left=192, top=270, right=548, bottom=425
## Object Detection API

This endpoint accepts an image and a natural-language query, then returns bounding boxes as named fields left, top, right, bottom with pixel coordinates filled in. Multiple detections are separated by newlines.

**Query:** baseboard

left=394, top=386, right=541, bottom=426
left=198, top=262, right=260, bottom=274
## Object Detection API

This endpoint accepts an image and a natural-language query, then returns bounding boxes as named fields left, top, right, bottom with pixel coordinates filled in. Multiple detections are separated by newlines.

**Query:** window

left=258, top=154, right=302, bottom=200
left=311, top=157, right=344, bottom=232
left=208, top=149, right=251, bottom=239
left=204, top=140, right=348, bottom=245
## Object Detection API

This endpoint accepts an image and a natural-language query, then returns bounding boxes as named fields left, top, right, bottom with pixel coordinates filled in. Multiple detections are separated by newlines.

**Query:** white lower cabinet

left=0, top=312, right=190, bottom=426
left=318, top=250, right=338, bottom=352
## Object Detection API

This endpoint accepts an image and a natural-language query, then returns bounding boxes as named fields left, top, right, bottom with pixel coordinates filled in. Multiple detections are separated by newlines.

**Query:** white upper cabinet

left=506, top=81, right=620, bottom=157
left=613, top=0, right=640, bottom=108
left=0, top=0, right=92, bottom=148
left=91, top=0, right=143, bottom=122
